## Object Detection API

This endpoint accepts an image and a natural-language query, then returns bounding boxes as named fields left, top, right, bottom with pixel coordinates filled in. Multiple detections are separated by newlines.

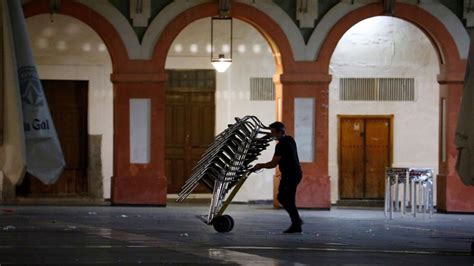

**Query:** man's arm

left=252, top=155, right=281, bottom=171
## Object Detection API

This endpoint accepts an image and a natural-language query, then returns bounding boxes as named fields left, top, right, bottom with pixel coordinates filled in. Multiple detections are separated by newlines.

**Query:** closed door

left=165, top=70, right=215, bottom=194
left=339, top=117, right=391, bottom=199
left=16, top=80, right=88, bottom=196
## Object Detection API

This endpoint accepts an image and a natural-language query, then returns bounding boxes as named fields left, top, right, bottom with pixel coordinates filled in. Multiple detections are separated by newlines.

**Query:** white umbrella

left=5, top=0, right=65, bottom=185
left=0, top=0, right=27, bottom=186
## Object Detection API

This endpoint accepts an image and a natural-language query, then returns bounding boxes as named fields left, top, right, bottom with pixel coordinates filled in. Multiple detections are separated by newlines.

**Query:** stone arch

left=23, top=0, right=129, bottom=72
left=307, top=1, right=469, bottom=63
left=315, top=2, right=473, bottom=212
left=142, top=0, right=305, bottom=62
left=74, top=0, right=142, bottom=60
left=317, top=2, right=466, bottom=74
left=150, top=2, right=297, bottom=74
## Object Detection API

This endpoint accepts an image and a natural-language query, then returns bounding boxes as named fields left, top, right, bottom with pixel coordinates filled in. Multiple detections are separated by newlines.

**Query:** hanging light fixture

left=211, top=0, right=232, bottom=73
left=49, top=0, right=61, bottom=22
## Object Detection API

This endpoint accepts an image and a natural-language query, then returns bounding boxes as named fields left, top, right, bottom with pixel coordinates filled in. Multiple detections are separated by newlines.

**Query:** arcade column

left=437, top=73, right=474, bottom=212
left=110, top=72, right=167, bottom=205
left=273, top=71, right=332, bottom=209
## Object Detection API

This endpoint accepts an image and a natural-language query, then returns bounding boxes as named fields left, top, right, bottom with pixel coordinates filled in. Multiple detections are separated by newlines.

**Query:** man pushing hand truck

left=177, top=117, right=303, bottom=234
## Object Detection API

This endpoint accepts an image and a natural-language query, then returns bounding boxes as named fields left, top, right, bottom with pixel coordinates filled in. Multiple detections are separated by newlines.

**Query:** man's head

left=269, top=121, right=286, bottom=140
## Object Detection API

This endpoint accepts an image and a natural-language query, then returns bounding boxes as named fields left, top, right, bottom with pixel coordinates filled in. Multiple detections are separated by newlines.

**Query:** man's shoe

left=283, top=224, right=302, bottom=234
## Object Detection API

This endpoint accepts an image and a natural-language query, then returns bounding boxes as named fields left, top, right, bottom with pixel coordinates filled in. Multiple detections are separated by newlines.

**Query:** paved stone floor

left=0, top=203, right=473, bottom=265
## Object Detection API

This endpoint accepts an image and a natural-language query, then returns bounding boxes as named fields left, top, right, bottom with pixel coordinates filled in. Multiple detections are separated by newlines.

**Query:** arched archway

left=143, top=2, right=300, bottom=205
left=162, top=17, right=278, bottom=199
left=317, top=2, right=473, bottom=212
left=20, top=13, right=115, bottom=199
left=317, top=3, right=465, bottom=71
left=150, top=2, right=296, bottom=75
left=21, top=0, right=170, bottom=205
left=23, top=1, right=298, bottom=205
left=20, top=1, right=120, bottom=201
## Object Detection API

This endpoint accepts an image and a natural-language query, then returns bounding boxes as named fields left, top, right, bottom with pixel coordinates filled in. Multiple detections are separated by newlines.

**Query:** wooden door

left=165, top=70, right=215, bottom=194
left=339, top=117, right=391, bottom=199
left=16, top=80, right=88, bottom=196
left=364, top=118, right=390, bottom=198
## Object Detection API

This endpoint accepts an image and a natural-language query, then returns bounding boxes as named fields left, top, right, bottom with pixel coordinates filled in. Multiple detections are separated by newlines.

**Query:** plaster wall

left=329, top=16, right=440, bottom=203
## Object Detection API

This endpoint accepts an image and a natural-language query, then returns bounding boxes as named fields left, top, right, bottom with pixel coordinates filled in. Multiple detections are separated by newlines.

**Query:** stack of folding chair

left=177, top=116, right=272, bottom=232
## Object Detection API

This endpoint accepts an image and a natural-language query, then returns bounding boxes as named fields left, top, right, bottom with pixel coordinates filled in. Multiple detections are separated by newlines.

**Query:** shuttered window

left=250, top=77, right=275, bottom=101
left=340, top=78, right=415, bottom=101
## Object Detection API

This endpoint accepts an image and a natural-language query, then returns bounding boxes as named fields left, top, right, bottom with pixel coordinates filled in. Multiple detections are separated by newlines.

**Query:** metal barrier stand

left=385, top=167, right=434, bottom=220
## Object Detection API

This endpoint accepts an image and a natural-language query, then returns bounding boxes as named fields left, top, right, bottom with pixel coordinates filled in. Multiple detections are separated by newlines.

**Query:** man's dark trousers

left=277, top=174, right=302, bottom=225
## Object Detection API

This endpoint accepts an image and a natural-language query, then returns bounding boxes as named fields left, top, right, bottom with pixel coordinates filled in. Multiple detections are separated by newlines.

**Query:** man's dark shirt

left=274, top=135, right=302, bottom=179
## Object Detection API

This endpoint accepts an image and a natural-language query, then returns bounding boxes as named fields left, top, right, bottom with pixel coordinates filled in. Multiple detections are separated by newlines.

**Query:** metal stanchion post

left=429, top=181, right=434, bottom=218
left=389, top=174, right=393, bottom=220
left=402, top=170, right=409, bottom=216
left=384, top=169, right=388, bottom=217
left=418, top=183, right=423, bottom=213
left=421, top=183, right=426, bottom=219
left=412, top=178, right=416, bottom=218
left=395, top=174, right=399, bottom=211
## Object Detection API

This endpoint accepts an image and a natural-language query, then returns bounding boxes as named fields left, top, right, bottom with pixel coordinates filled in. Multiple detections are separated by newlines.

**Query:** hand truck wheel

left=212, top=215, right=234, bottom=233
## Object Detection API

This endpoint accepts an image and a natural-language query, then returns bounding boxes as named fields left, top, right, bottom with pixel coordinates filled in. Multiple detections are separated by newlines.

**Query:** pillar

left=437, top=69, right=474, bottom=212
left=273, top=71, right=332, bottom=209
left=110, top=72, right=167, bottom=205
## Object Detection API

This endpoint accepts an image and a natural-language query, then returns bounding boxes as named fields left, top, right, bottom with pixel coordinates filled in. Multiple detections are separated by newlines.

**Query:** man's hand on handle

left=251, top=164, right=264, bottom=173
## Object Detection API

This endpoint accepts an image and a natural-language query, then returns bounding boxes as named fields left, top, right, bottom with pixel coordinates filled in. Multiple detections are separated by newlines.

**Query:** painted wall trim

left=76, top=0, right=141, bottom=59
left=143, top=0, right=305, bottom=62
left=65, top=0, right=468, bottom=62
left=235, top=0, right=306, bottom=61
left=141, top=0, right=209, bottom=59
left=419, top=2, right=469, bottom=59
left=307, top=0, right=376, bottom=62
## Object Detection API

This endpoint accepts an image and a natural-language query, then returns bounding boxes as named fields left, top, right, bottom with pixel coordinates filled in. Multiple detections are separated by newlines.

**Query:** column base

left=273, top=175, right=331, bottom=209
left=437, top=174, right=474, bottom=212
left=297, top=175, right=331, bottom=209
left=112, top=175, right=167, bottom=205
